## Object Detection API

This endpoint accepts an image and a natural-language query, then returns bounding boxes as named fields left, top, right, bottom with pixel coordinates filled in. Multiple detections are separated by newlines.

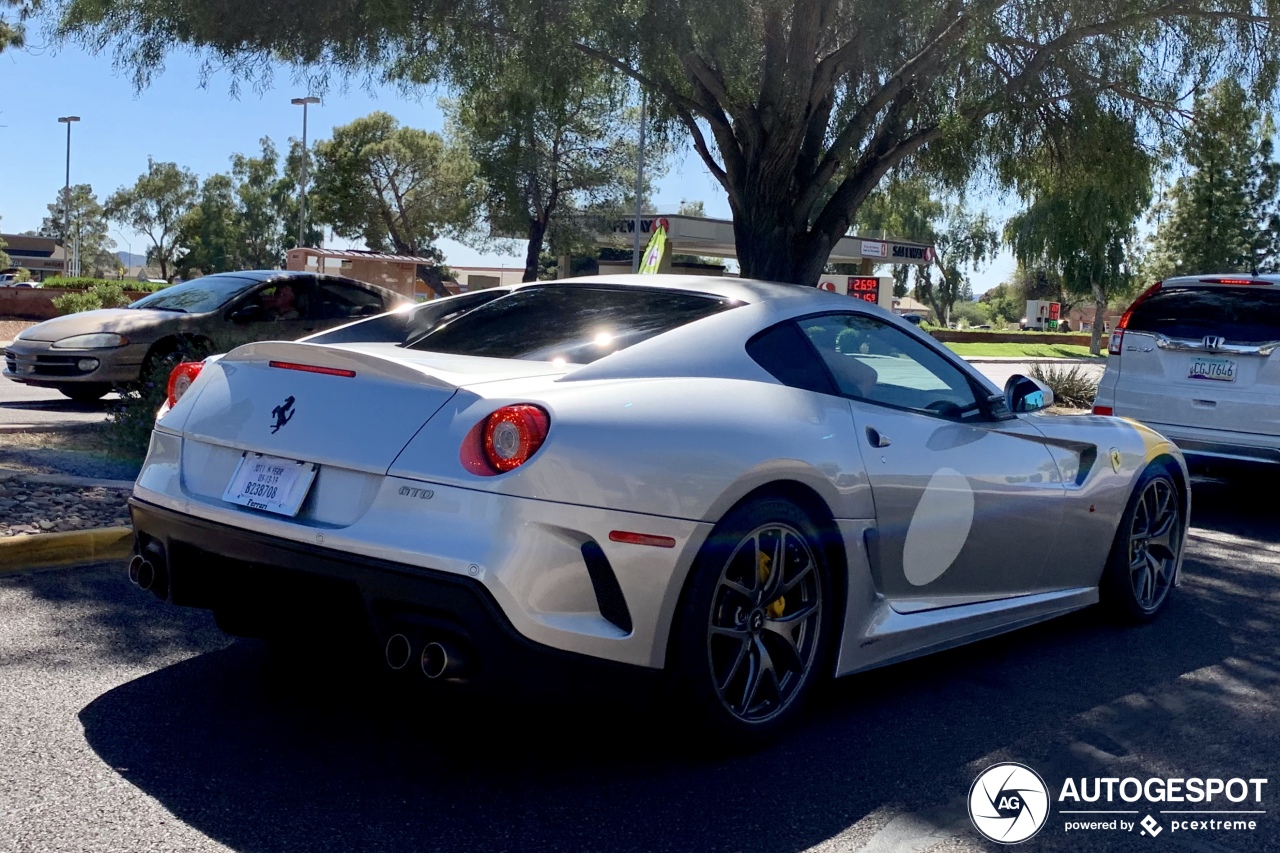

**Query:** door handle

left=865, top=426, right=891, bottom=448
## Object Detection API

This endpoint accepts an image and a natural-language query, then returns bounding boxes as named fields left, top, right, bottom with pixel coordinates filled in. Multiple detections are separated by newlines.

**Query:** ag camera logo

left=969, top=763, right=1050, bottom=844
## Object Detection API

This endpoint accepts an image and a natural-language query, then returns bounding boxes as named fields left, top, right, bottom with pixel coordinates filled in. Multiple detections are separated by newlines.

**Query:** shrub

left=104, top=339, right=213, bottom=455
left=51, top=281, right=134, bottom=314
left=1029, top=363, right=1099, bottom=409
left=42, top=276, right=170, bottom=294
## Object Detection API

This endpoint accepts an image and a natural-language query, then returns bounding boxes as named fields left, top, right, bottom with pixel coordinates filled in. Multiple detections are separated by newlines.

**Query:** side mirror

left=1004, top=374, right=1054, bottom=413
left=229, top=305, right=264, bottom=324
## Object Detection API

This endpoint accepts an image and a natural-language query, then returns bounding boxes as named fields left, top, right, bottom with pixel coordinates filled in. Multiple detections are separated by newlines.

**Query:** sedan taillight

left=460, top=405, right=550, bottom=475
left=166, top=361, right=204, bottom=410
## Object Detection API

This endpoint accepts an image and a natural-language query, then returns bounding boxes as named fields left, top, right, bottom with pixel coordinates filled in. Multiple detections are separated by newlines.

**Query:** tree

left=1005, top=112, right=1152, bottom=353
left=312, top=112, right=480, bottom=259
left=978, top=282, right=1023, bottom=326
left=179, top=172, right=239, bottom=274
left=230, top=137, right=302, bottom=268
left=917, top=206, right=999, bottom=324
left=1, top=0, right=27, bottom=53
left=448, top=54, right=641, bottom=282
left=1147, top=80, right=1280, bottom=277
left=854, top=171, right=943, bottom=296
left=105, top=158, right=198, bottom=281
left=55, top=0, right=1280, bottom=288
left=40, top=184, right=118, bottom=277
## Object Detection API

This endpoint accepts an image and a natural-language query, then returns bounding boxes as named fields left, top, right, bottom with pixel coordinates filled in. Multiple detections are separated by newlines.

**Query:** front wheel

left=1101, top=465, right=1185, bottom=621
left=59, top=383, right=111, bottom=402
left=670, top=497, right=833, bottom=746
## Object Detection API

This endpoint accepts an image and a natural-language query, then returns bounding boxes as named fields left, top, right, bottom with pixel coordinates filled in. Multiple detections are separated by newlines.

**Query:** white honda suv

left=1093, top=274, right=1280, bottom=465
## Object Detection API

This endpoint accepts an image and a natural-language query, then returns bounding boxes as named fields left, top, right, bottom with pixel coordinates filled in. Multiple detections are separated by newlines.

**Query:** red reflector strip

left=268, top=360, right=356, bottom=378
left=1092, top=405, right=1114, bottom=416
left=609, top=530, right=677, bottom=549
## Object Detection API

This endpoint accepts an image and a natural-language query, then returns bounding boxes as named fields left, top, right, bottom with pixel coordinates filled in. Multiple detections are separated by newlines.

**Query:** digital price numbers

left=847, top=276, right=880, bottom=304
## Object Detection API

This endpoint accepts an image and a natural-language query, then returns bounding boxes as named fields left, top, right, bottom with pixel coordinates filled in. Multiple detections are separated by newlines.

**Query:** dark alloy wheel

left=671, top=497, right=832, bottom=744
left=1103, top=466, right=1184, bottom=620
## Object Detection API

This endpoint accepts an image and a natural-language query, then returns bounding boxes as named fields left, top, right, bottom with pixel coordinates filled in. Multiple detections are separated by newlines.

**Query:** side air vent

left=580, top=541, right=633, bottom=634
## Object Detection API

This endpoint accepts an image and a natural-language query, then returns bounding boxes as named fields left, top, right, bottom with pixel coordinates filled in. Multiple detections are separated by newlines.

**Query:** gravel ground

left=0, top=318, right=37, bottom=343
left=0, top=476, right=131, bottom=536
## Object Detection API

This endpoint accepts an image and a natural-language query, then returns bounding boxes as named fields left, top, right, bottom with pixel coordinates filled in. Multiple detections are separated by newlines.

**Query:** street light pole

left=291, top=97, right=320, bottom=249
left=57, top=116, right=80, bottom=277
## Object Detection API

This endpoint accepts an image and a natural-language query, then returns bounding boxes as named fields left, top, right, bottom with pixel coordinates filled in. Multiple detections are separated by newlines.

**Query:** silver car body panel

left=137, top=274, right=1190, bottom=676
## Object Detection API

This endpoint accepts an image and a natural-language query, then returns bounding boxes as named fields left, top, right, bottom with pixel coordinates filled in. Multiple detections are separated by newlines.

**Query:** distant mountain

left=116, top=251, right=147, bottom=267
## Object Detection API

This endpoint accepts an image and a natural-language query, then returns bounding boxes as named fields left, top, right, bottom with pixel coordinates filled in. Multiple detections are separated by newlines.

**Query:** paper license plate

left=222, top=452, right=318, bottom=517
left=1188, top=357, right=1236, bottom=382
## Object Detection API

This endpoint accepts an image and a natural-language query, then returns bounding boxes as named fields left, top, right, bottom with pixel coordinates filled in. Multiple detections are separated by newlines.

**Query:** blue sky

left=1, top=41, right=1013, bottom=291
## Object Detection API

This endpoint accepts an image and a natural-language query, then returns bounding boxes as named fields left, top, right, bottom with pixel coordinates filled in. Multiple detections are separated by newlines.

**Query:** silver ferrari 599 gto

left=128, top=275, right=1189, bottom=740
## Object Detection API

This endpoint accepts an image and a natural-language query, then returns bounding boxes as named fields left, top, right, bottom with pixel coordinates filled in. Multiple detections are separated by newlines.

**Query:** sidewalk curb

left=0, top=526, right=133, bottom=574
left=0, top=465, right=135, bottom=490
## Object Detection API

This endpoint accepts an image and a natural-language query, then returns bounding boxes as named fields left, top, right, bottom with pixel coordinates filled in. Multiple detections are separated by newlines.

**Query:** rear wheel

left=1102, top=465, right=1184, bottom=621
left=670, top=497, right=833, bottom=745
left=58, top=384, right=111, bottom=402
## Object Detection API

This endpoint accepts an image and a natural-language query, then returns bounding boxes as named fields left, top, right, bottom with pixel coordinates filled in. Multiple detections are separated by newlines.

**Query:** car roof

left=504, top=273, right=855, bottom=307
left=1161, top=273, right=1280, bottom=287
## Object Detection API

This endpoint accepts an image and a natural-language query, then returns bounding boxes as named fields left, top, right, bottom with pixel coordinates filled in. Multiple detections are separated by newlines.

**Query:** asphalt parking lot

left=1, top=471, right=1277, bottom=853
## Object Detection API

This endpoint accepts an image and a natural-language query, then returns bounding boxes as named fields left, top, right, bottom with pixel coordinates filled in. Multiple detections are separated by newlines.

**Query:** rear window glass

left=1128, top=286, right=1280, bottom=343
left=405, top=285, right=737, bottom=363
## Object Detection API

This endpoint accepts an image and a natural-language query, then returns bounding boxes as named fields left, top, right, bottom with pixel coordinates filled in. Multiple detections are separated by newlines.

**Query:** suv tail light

left=165, top=361, right=205, bottom=410
left=460, top=405, right=550, bottom=475
left=1110, top=281, right=1163, bottom=355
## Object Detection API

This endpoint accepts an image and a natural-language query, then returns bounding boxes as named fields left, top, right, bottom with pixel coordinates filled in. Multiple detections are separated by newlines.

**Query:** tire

left=1101, top=464, right=1185, bottom=621
left=669, top=497, right=834, bottom=746
left=58, top=384, right=111, bottom=402
left=141, top=338, right=212, bottom=386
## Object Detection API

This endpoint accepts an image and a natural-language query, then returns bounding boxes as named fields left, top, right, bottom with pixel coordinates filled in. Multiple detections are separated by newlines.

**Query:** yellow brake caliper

left=758, top=551, right=786, bottom=618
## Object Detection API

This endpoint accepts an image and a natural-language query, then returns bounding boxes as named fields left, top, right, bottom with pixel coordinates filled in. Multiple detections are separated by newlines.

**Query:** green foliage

left=313, top=112, right=480, bottom=257
left=978, top=283, right=1024, bottom=326
left=42, top=276, right=169, bottom=292
left=1147, top=80, right=1280, bottom=277
left=50, top=280, right=133, bottom=314
left=447, top=49, right=645, bottom=282
left=105, top=158, right=199, bottom=281
left=53, top=0, right=1280, bottom=287
left=916, top=206, right=998, bottom=323
left=0, top=0, right=26, bottom=53
left=40, top=183, right=119, bottom=277
left=1029, top=363, right=1100, bottom=409
left=1005, top=110, right=1152, bottom=354
left=105, top=338, right=212, bottom=455
left=950, top=300, right=993, bottom=328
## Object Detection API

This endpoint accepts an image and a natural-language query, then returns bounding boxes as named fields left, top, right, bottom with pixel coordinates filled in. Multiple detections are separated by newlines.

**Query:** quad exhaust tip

left=384, top=634, right=412, bottom=670
left=128, top=555, right=156, bottom=591
left=420, top=641, right=463, bottom=680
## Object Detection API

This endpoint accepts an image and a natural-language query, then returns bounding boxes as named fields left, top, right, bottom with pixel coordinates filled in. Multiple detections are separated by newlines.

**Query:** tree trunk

left=730, top=203, right=829, bottom=286
left=1090, top=282, right=1106, bottom=356
left=523, top=218, right=545, bottom=283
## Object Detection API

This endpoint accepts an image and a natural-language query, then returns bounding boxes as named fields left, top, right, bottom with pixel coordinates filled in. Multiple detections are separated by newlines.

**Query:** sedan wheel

left=671, top=497, right=832, bottom=744
left=1103, top=466, right=1184, bottom=620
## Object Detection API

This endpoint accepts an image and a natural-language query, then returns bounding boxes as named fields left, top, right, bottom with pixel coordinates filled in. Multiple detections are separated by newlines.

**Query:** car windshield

left=405, top=285, right=738, bottom=363
left=129, top=275, right=265, bottom=314
left=1128, top=285, right=1280, bottom=344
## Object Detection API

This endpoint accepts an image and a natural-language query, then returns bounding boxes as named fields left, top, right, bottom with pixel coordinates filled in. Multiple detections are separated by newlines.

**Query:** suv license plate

left=223, top=453, right=318, bottom=516
left=1188, top=357, right=1236, bottom=382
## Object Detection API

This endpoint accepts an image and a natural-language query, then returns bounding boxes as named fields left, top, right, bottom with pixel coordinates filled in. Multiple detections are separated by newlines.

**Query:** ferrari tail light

left=1092, top=405, right=1114, bottom=416
left=460, top=404, right=550, bottom=475
left=166, top=361, right=204, bottom=410
left=1111, top=281, right=1162, bottom=355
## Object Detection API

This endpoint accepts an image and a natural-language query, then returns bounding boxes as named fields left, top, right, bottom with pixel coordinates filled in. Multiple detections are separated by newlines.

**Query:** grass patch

left=943, top=342, right=1104, bottom=358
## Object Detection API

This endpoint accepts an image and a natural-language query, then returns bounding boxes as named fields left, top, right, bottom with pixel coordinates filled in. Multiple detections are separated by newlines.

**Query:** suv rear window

left=1127, top=286, right=1280, bottom=344
left=405, top=285, right=737, bottom=363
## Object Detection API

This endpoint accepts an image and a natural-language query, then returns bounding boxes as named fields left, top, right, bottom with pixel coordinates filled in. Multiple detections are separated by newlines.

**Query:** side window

left=245, top=281, right=313, bottom=322
left=315, top=281, right=386, bottom=321
left=799, top=313, right=981, bottom=419
left=746, top=322, right=837, bottom=395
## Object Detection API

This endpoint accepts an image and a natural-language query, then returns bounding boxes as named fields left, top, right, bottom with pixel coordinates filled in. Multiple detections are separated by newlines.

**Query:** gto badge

left=1109, top=448, right=1123, bottom=473
left=270, top=396, right=296, bottom=434
left=398, top=486, right=435, bottom=500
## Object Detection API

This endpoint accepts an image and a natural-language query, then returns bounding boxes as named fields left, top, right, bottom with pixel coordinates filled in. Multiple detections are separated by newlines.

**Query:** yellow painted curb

left=0, top=526, right=134, bottom=574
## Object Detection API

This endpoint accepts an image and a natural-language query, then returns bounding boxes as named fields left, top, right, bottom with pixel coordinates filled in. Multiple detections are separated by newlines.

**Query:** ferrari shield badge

left=1109, top=448, right=1122, bottom=473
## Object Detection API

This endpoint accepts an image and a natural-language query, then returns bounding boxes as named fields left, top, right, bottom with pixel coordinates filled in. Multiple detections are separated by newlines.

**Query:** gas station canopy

left=601, top=214, right=936, bottom=266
